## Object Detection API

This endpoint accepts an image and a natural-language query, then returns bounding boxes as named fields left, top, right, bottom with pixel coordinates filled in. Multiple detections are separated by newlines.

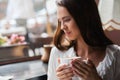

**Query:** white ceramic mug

left=59, top=57, right=88, bottom=80
left=59, top=57, right=81, bottom=65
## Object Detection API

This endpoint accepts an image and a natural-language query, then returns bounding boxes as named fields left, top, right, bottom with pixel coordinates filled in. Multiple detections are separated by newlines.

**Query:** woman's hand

left=56, top=64, right=74, bottom=80
left=71, top=59, right=102, bottom=80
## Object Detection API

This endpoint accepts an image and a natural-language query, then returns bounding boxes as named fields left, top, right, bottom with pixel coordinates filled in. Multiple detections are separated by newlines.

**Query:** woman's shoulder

left=97, top=44, right=120, bottom=78
left=50, top=46, right=75, bottom=57
left=51, top=46, right=74, bottom=53
left=101, top=44, right=120, bottom=65
left=51, top=46, right=63, bottom=54
left=106, top=44, right=120, bottom=79
left=106, top=44, right=120, bottom=53
left=106, top=44, right=120, bottom=60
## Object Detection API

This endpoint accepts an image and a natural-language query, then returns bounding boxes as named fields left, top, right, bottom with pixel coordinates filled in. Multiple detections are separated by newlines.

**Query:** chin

left=66, top=36, right=76, bottom=41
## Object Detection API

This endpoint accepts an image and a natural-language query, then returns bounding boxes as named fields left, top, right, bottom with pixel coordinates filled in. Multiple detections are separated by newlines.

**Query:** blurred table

left=0, top=60, right=48, bottom=80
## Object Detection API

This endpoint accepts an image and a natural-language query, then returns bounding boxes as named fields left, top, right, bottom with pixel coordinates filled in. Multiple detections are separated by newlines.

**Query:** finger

left=59, top=76, right=72, bottom=80
left=87, top=59, right=95, bottom=68
left=73, top=68, right=85, bottom=78
left=57, top=67, right=73, bottom=79
left=73, top=59, right=90, bottom=72
left=72, top=63, right=90, bottom=79
left=58, top=72, right=73, bottom=80
left=87, top=59, right=97, bottom=73
left=56, top=67, right=73, bottom=77
left=72, top=62, right=87, bottom=75
left=56, top=64, right=67, bottom=72
left=56, top=70, right=64, bottom=77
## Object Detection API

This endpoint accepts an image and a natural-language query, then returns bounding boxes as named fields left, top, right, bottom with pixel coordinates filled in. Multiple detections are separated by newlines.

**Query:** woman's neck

left=75, top=37, right=89, bottom=59
left=75, top=37, right=106, bottom=67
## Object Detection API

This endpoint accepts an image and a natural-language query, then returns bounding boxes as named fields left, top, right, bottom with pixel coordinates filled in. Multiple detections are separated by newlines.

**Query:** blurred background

left=0, top=0, right=57, bottom=62
left=0, top=0, right=57, bottom=36
left=0, top=0, right=119, bottom=80
left=0, top=0, right=56, bottom=80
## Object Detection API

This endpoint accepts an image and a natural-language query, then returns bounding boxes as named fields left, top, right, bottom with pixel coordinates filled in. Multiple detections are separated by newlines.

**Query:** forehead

left=57, top=6, right=71, bottom=19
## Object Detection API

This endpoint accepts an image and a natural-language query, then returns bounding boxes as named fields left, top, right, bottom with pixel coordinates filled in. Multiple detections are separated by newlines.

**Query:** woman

left=47, top=0, right=120, bottom=80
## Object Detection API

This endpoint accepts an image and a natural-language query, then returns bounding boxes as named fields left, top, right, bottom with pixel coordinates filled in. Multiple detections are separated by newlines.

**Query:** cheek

left=73, top=30, right=80, bottom=37
left=67, top=29, right=80, bottom=40
left=72, top=27, right=80, bottom=37
left=67, top=21, right=80, bottom=40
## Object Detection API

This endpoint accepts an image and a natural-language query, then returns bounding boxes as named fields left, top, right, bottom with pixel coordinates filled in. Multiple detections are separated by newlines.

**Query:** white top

left=47, top=44, right=120, bottom=80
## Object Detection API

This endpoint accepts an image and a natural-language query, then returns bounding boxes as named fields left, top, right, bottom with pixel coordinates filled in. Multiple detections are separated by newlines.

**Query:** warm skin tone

left=56, top=6, right=103, bottom=80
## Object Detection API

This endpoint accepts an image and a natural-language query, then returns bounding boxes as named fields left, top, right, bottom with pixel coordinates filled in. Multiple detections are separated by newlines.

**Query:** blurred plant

left=0, top=34, right=8, bottom=45
left=9, top=34, right=26, bottom=44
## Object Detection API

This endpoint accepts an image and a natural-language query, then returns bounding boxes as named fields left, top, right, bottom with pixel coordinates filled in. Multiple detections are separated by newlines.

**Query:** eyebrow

left=58, top=16, right=71, bottom=21
left=62, top=16, right=71, bottom=20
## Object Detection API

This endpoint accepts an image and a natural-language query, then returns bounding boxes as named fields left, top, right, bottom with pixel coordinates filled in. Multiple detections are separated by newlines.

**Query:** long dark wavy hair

left=54, top=0, right=113, bottom=51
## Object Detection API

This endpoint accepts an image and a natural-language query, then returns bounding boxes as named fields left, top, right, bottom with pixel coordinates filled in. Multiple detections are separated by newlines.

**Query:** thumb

left=87, top=59, right=95, bottom=68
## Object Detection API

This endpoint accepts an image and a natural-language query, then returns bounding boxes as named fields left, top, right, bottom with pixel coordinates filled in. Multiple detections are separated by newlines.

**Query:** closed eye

left=64, top=18, right=71, bottom=22
left=58, top=16, right=71, bottom=25
left=63, top=18, right=71, bottom=24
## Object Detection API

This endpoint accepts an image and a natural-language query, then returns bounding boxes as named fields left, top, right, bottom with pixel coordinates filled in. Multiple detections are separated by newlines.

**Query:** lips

left=65, top=31, right=71, bottom=36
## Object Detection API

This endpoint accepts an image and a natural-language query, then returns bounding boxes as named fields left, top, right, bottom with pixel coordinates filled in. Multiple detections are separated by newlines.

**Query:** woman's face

left=57, top=6, right=81, bottom=41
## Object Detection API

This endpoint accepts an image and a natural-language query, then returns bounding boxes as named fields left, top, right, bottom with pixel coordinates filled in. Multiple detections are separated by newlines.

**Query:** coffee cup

left=59, top=57, right=81, bottom=65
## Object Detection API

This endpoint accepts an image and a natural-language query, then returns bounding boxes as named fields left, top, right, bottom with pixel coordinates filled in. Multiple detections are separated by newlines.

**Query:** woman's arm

left=114, top=47, right=120, bottom=80
left=47, top=47, right=59, bottom=80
